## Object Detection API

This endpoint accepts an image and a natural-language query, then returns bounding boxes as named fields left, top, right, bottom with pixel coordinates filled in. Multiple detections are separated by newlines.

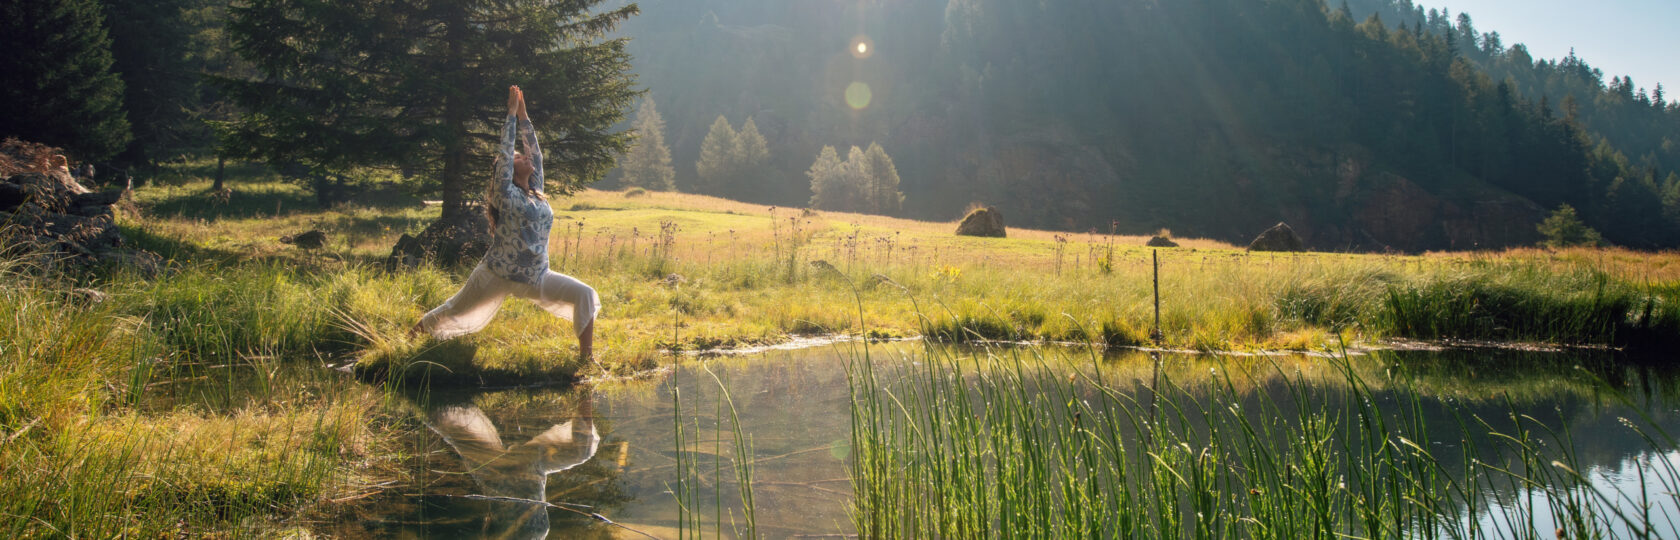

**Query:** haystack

left=956, top=206, right=1007, bottom=238
left=1247, top=222, right=1304, bottom=252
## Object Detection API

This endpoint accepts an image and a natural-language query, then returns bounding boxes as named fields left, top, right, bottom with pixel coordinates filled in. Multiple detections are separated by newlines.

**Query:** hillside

left=609, top=0, right=1680, bottom=251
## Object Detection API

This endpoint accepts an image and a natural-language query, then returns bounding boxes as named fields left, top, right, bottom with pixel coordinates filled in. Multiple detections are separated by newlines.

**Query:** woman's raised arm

left=492, top=86, right=521, bottom=202
left=515, top=89, right=544, bottom=194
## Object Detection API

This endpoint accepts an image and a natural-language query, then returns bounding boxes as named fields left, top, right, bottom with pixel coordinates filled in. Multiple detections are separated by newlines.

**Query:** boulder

left=1145, top=236, right=1179, bottom=248
left=281, top=229, right=329, bottom=249
left=2, top=165, right=155, bottom=274
left=386, top=209, right=491, bottom=271
left=1248, top=222, right=1304, bottom=252
left=0, top=182, right=23, bottom=211
left=955, top=206, right=1007, bottom=238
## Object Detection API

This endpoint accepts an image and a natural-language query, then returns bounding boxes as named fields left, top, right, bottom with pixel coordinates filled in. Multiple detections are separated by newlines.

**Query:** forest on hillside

left=610, top=0, right=1680, bottom=251
left=5, top=0, right=1677, bottom=251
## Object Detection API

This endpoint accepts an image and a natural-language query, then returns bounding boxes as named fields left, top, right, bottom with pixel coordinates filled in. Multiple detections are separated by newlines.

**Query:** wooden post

left=1151, top=249, right=1162, bottom=344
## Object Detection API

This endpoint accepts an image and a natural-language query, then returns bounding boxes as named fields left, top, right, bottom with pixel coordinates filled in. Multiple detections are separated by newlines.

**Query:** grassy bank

left=128, top=172, right=1680, bottom=378
left=0, top=257, right=403, bottom=537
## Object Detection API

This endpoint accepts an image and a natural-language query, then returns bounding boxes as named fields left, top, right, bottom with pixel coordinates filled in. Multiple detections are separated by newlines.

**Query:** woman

left=413, top=85, right=599, bottom=360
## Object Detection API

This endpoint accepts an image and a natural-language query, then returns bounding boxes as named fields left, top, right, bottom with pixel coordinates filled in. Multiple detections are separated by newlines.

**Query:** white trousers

left=419, top=262, right=600, bottom=340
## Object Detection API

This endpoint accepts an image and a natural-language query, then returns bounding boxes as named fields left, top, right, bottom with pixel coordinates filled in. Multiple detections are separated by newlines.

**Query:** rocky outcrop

left=386, top=209, right=491, bottom=271
left=1247, top=222, right=1304, bottom=252
left=955, top=206, right=1007, bottom=238
left=1, top=168, right=158, bottom=274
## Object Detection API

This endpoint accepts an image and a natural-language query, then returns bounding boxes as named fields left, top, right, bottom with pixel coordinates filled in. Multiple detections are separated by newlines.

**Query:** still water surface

left=341, top=342, right=1680, bottom=538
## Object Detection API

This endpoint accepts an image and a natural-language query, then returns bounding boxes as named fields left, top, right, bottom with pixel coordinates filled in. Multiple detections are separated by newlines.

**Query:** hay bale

left=956, top=206, right=1007, bottom=238
left=1247, top=222, right=1305, bottom=252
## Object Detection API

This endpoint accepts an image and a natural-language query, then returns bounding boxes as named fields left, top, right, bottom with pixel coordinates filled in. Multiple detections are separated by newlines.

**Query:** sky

left=1426, top=0, right=1679, bottom=96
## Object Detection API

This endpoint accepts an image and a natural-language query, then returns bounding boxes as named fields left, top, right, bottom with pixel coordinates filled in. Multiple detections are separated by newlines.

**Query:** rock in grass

left=1146, top=235, right=1179, bottom=248
left=386, top=209, right=490, bottom=271
left=1248, top=222, right=1304, bottom=252
left=2, top=161, right=155, bottom=274
left=281, top=229, right=329, bottom=249
left=956, top=206, right=1007, bottom=238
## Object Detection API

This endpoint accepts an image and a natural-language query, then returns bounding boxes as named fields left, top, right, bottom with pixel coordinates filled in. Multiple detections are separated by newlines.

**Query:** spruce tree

left=621, top=97, right=675, bottom=190
left=1538, top=204, right=1603, bottom=248
left=0, top=0, right=131, bottom=162
left=735, top=116, right=771, bottom=198
left=861, top=142, right=903, bottom=215
left=695, top=115, right=736, bottom=195
left=99, top=0, right=199, bottom=166
left=218, top=0, right=639, bottom=217
left=807, top=145, right=847, bottom=210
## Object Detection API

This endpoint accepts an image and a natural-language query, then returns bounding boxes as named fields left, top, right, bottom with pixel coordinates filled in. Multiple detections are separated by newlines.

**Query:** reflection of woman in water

left=412, top=85, right=600, bottom=360
left=426, top=395, right=600, bottom=539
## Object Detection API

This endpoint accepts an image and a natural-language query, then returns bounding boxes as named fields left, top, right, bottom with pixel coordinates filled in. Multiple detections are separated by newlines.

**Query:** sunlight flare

left=845, top=82, right=872, bottom=110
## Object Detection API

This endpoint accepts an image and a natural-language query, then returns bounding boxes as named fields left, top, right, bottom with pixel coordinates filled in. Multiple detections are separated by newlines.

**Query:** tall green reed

left=846, top=341, right=1680, bottom=539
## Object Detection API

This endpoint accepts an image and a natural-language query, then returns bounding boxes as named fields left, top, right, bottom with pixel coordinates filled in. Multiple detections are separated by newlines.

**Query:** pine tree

left=1537, top=204, right=1603, bottom=248
left=696, top=115, right=737, bottom=194
left=0, top=0, right=131, bottom=161
left=218, top=0, right=639, bottom=217
left=844, top=145, right=870, bottom=212
left=734, top=116, right=771, bottom=198
left=99, top=0, right=199, bottom=166
left=860, top=142, right=903, bottom=214
left=807, top=145, right=851, bottom=211
left=621, top=97, right=675, bottom=191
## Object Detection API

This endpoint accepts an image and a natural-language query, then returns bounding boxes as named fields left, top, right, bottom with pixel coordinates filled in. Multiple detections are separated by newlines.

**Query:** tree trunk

left=213, top=154, right=225, bottom=191
left=438, top=3, right=469, bottom=221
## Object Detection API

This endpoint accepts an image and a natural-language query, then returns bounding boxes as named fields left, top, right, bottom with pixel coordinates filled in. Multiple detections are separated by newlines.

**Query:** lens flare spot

left=845, top=82, right=873, bottom=110
left=850, top=35, right=875, bottom=59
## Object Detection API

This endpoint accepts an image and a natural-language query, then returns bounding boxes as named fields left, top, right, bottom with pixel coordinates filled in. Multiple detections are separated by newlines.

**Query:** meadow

left=3, top=160, right=1679, bottom=536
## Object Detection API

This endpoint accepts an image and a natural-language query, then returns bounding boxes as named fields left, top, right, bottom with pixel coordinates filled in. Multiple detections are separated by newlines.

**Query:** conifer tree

left=734, top=116, right=771, bottom=197
left=861, top=142, right=903, bottom=215
left=99, top=0, right=199, bottom=166
left=621, top=97, right=675, bottom=190
left=694, top=115, right=773, bottom=200
left=696, top=115, right=737, bottom=194
left=807, top=145, right=850, bottom=210
left=218, top=0, right=639, bottom=217
left=0, top=0, right=131, bottom=161
left=1538, top=204, right=1603, bottom=248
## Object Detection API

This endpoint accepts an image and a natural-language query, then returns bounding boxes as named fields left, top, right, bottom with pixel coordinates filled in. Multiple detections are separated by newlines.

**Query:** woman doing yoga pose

left=413, top=86, right=598, bottom=360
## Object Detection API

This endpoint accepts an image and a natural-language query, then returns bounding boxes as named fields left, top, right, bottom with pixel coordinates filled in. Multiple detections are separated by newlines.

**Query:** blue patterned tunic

left=484, top=114, right=553, bottom=285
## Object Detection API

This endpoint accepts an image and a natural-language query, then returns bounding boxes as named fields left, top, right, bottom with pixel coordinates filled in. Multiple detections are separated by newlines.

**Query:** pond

left=332, top=342, right=1680, bottom=539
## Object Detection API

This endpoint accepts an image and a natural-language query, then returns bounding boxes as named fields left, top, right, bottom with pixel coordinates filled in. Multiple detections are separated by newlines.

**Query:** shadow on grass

left=143, top=184, right=321, bottom=222
left=116, top=222, right=246, bottom=264
left=355, top=340, right=583, bottom=389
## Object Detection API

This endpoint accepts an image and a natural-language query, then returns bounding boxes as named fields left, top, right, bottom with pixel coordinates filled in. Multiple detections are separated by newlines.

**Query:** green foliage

left=97, top=0, right=201, bottom=166
left=695, top=115, right=737, bottom=193
left=1538, top=204, right=1604, bottom=248
left=808, top=142, right=904, bottom=215
left=216, top=0, right=640, bottom=218
left=0, top=0, right=131, bottom=161
left=694, top=114, right=774, bottom=201
left=620, top=97, right=676, bottom=191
